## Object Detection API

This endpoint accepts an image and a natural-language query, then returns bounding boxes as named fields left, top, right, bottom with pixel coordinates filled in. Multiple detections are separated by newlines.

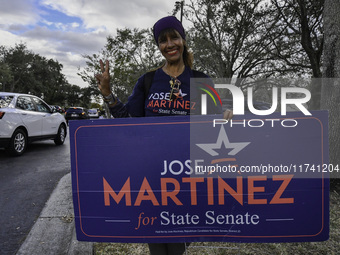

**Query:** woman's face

left=158, top=29, right=184, bottom=65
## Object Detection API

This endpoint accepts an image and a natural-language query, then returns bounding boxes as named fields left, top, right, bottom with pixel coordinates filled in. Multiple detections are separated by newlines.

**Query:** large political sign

left=70, top=111, right=329, bottom=243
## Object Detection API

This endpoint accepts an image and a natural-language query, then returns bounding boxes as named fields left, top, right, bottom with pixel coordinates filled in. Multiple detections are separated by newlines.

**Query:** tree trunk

left=321, top=0, right=340, bottom=182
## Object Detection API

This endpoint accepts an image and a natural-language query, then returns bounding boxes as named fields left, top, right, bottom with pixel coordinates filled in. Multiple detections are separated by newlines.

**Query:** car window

left=67, top=108, right=83, bottom=113
left=0, top=96, right=14, bottom=108
left=32, top=97, right=51, bottom=113
left=16, top=96, right=36, bottom=111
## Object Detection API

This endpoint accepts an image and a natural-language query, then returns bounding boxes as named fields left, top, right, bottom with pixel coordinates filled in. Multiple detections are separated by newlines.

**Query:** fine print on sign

left=70, top=111, right=329, bottom=243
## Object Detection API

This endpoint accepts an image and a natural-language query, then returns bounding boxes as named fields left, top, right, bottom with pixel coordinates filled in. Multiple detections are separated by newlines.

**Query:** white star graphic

left=178, top=89, right=187, bottom=98
left=196, top=125, right=250, bottom=156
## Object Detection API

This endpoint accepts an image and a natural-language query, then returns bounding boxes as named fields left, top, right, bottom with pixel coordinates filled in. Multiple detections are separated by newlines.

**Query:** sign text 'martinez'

left=70, top=112, right=329, bottom=243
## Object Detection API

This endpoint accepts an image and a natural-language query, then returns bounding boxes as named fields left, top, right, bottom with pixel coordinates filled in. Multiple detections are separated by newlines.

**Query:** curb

left=16, top=173, right=93, bottom=255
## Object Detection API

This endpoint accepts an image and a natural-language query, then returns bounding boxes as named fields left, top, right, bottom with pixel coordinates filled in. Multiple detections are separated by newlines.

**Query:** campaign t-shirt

left=110, top=67, right=221, bottom=118
left=145, top=67, right=199, bottom=116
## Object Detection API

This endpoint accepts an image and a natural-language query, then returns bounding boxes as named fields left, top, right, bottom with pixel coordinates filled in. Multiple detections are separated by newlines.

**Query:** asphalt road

left=0, top=132, right=71, bottom=255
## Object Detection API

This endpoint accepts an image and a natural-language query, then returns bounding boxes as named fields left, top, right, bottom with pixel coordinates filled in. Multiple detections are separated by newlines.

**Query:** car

left=65, top=107, right=89, bottom=124
left=0, top=92, right=67, bottom=156
left=87, top=108, right=100, bottom=118
left=51, top=105, right=65, bottom=113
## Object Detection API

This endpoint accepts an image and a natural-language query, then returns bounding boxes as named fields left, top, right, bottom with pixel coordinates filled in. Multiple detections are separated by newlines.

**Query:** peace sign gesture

left=95, top=59, right=111, bottom=97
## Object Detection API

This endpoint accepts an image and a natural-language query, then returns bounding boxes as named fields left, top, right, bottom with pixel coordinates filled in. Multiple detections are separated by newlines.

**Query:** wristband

left=103, top=93, right=117, bottom=107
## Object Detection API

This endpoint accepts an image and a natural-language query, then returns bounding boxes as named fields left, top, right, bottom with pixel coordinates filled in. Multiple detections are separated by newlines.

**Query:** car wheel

left=7, top=129, right=27, bottom=156
left=54, top=124, right=66, bottom=145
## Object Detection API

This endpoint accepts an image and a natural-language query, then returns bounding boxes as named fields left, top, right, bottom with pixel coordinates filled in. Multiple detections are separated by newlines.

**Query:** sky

left=0, top=0, right=180, bottom=87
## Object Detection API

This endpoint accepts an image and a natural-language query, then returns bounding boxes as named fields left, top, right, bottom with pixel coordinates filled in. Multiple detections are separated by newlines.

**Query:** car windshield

left=0, top=96, right=14, bottom=108
left=88, top=109, right=97, bottom=114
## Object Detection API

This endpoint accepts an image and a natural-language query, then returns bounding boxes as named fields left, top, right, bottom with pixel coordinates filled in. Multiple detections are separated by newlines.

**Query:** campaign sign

left=70, top=111, right=329, bottom=243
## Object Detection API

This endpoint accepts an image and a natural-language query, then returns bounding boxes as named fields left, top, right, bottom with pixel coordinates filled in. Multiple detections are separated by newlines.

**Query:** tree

left=0, top=44, right=35, bottom=92
left=0, top=44, right=70, bottom=106
left=0, top=62, right=13, bottom=92
left=271, top=0, right=324, bottom=110
left=79, top=28, right=162, bottom=103
left=271, top=0, right=323, bottom=78
left=31, top=57, right=67, bottom=105
left=321, top=0, right=340, bottom=183
left=79, top=86, right=93, bottom=108
left=63, top=84, right=82, bottom=107
left=186, top=0, right=279, bottom=82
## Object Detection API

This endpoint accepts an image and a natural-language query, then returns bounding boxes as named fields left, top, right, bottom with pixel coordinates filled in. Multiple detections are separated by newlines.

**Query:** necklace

left=163, top=65, right=185, bottom=101
left=169, top=76, right=181, bottom=101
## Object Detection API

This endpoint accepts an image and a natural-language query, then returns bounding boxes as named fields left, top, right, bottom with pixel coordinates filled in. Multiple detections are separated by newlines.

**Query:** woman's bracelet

left=103, top=93, right=117, bottom=107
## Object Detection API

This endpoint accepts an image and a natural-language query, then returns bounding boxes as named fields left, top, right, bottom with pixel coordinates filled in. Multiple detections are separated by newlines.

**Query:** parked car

left=88, top=108, right=100, bottom=118
left=0, top=92, right=67, bottom=156
left=51, top=105, right=65, bottom=113
left=65, top=107, right=89, bottom=124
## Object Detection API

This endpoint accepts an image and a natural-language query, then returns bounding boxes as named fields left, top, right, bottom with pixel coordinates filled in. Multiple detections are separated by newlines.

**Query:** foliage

left=0, top=43, right=91, bottom=108
left=78, top=28, right=162, bottom=103
left=177, top=0, right=324, bottom=106
left=270, top=0, right=324, bottom=110
left=79, top=0, right=324, bottom=105
left=186, top=0, right=323, bottom=88
left=321, top=0, right=340, bottom=179
left=270, top=0, right=324, bottom=79
left=186, top=0, right=276, bottom=82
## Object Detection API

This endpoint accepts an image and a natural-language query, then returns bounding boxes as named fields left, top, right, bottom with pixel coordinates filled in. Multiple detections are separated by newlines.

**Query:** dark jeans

left=148, top=243, right=189, bottom=255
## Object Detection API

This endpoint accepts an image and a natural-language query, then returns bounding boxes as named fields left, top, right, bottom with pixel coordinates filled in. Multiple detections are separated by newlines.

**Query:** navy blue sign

left=70, top=111, right=329, bottom=243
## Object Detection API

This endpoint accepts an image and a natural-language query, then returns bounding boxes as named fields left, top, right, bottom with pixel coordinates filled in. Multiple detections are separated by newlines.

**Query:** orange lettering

left=248, top=176, right=267, bottom=204
left=147, top=100, right=153, bottom=107
left=182, top=177, right=204, bottom=205
left=185, top=100, right=190, bottom=110
left=134, top=177, right=160, bottom=206
left=207, top=177, right=214, bottom=205
left=191, top=101, right=196, bottom=110
left=176, top=100, right=184, bottom=109
left=160, top=100, right=166, bottom=108
left=161, top=178, right=183, bottom=206
left=103, top=177, right=131, bottom=206
left=218, top=176, right=243, bottom=205
left=270, top=175, right=294, bottom=204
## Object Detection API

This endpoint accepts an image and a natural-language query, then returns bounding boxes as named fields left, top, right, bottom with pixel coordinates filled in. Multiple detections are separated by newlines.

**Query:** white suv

left=0, top=92, right=67, bottom=156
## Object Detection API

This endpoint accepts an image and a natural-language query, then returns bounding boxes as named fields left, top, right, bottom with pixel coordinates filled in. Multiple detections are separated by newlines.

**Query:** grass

left=94, top=187, right=340, bottom=255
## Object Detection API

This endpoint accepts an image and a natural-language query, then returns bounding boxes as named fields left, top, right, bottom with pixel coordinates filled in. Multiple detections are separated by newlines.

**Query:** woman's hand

left=95, top=59, right=111, bottom=97
left=223, top=109, right=233, bottom=120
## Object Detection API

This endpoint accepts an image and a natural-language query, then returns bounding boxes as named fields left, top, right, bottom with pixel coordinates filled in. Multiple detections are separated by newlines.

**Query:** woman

left=96, top=16, right=231, bottom=255
left=96, top=16, right=232, bottom=119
